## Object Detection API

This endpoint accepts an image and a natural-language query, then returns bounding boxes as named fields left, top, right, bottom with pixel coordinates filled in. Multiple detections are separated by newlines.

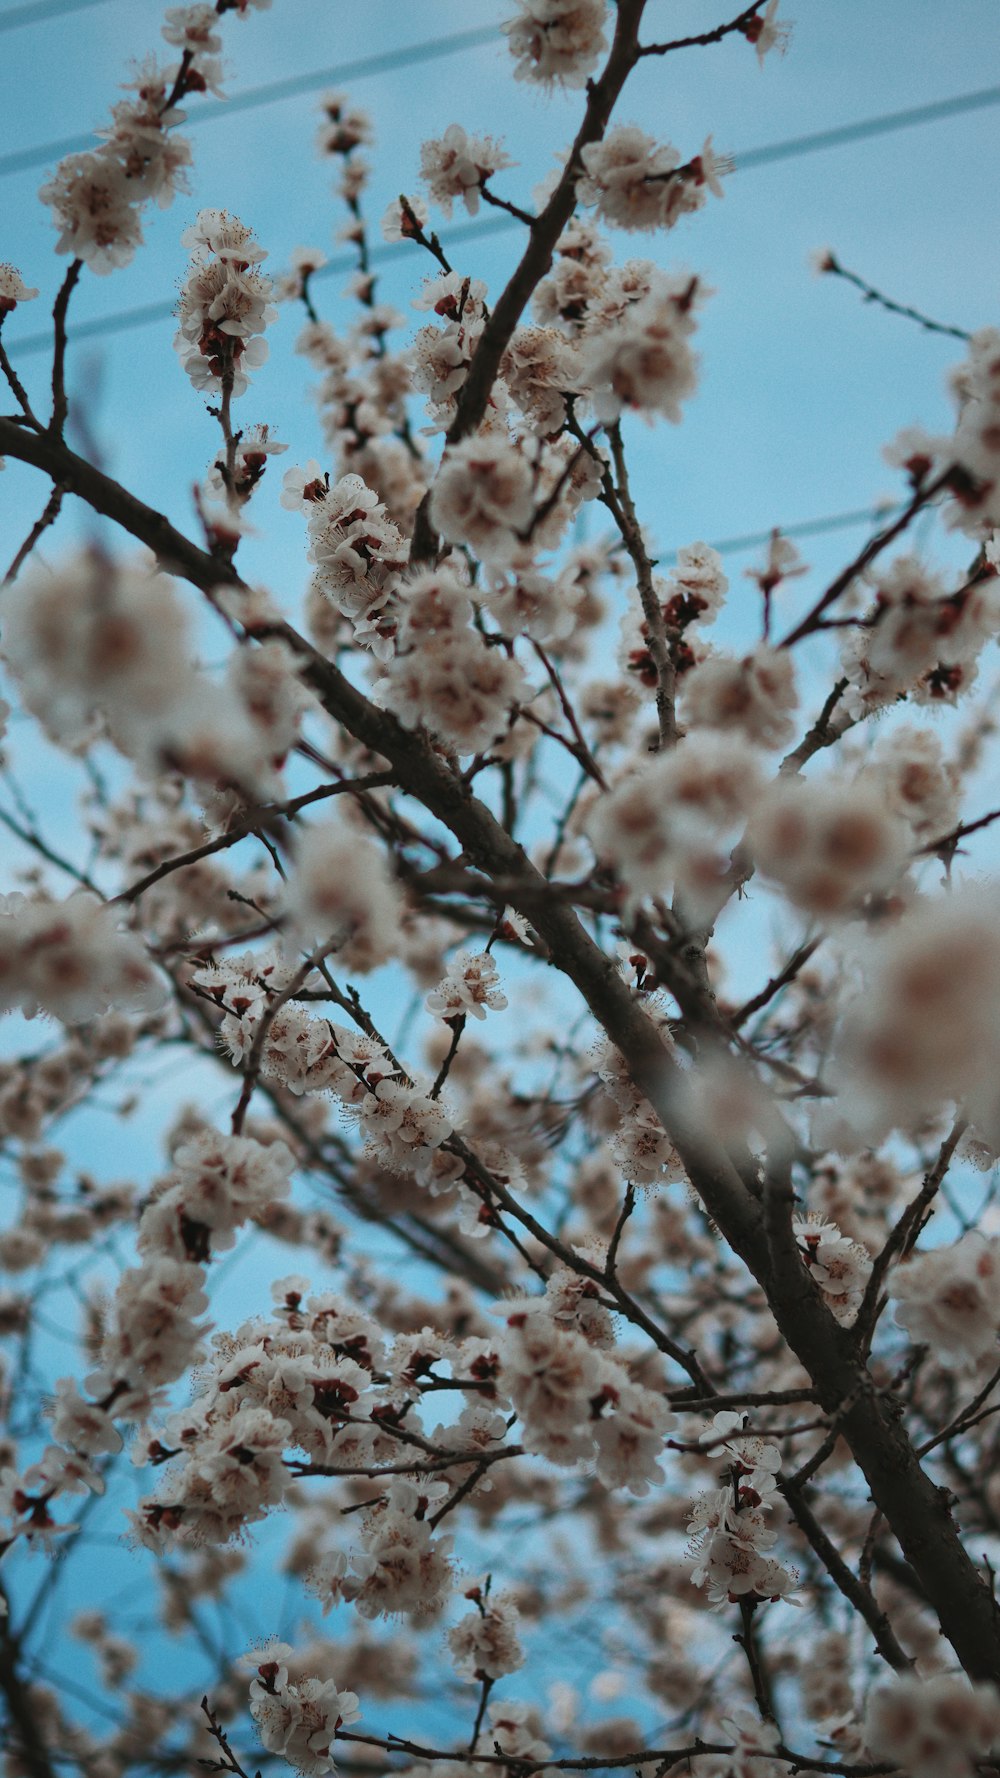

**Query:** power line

left=8, top=216, right=510, bottom=356
left=0, top=24, right=499, bottom=179
left=0, top=0, right=111, bottom=34
left=676, top=504, right=899, bottom=562
left=735, top=83, right=1000, bottom=169
left=9, top=75, right=996, bottom=362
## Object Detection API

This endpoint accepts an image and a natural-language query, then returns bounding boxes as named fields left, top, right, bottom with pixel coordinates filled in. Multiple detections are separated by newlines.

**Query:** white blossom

left=420, top=125, right=514, bottom=218
left=864, top=1672, right=1000, bottom=1778
left=245, top=1642, right=360, bottom=1777
left=503, top=0, right=608, bottom=87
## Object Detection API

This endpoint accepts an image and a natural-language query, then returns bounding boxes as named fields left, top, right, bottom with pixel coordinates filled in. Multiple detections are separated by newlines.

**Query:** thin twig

left=818, top=251, right=970, bottom=342
left=855, top=1115, right=967, bottom=1349
left=116, top=773, right=395, bottom=903
left=0, top=328, right=41, bottom=430
left=49, top=259, right=82, bottom=437
left=641, top=1, right=766, bottom=54
left=779, top=472, right=952, bottom=648
left=4, top=481, right=65, bottom=582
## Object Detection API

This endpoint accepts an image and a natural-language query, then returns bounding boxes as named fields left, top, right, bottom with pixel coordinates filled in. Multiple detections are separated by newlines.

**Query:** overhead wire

left=0, top=24, right=500, bottom=179
left=677, top=504, right=901, bottom=562
left=7, top=77, right=997, bottom=359
left=735, top=83, right=1000, bottom=169
left=0, top=0, right=112, bottom=34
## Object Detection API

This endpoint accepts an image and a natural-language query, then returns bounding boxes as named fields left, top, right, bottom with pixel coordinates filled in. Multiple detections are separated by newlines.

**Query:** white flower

left=281, top=460, right=329, bottom=511
left=503, top=0, right=608, bottom=87
left=743, top=0, right=792, bottom=65
left=380, top=623, right=527, bottom=756
left=316, top=91, right=373, bottom=157
left=245, top=1642, right=360, bottom=1778
left=426, top=952, right=507, bottom=1022
left=587, top=735, right=763, bottom=916
left=0, top=893, right=164, bottom=1025
left=49, top=1379, right=123, bottom=1457
left=39, top=151, right=145, bottom=274
left=380, top=193, right=428, bottom=241
left=579, top=127, right=727, bottom=233
left=174, top=209, right=276, bottom=397
left=0, top=264, right=39, bottom=313
left=162, top=5, right=223, bottom=52
left=101, top=1256, right=209, bottom=1389
left=864, top=1673, right=1000, bottom=1778
left=862, top=724, right=957, bottom=839
left=429, top=437, right=534, bottom=564
left=581, top=273, right=702, bottom=424
left=830, top=887, right=1000, bottom=1144
left=448, top=1591, right=524, bottom=1680
left=890, top=1231, right=1000, bottom=1370
left=679, top=646, right=798, bottom=748
left=841, top=552, right=1000, bottom=716
left=793, top=1213, right=872, bottom=1326
left=284, top=815, right=404, bottom=972
left=420, top=124, right=514, bottom=218
left=750, top=774, right=909, bottom=918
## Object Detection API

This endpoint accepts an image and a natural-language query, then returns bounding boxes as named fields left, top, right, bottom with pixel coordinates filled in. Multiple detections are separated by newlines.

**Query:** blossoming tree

left=4, top=3, right=1000, bottom=1776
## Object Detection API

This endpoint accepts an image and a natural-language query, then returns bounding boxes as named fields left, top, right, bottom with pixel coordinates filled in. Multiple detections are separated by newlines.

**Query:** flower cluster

left=447, top=1585, right=525, bottom=1680
left=503, top=0, right=608, bottom=87
left=195, top=953, right=457, bottom=1177
left=426, top=952, right=508, bottom=1023
left=174, top=209, right=276, bottom=396
left=411, top=271, right=490, bottom=426
left=587, top=735, right=763, bottom=920
left=679, top=646, right=798, bottom=749
left=593, top=1028, right=686, bottom=1187
left=1, top=549, right=194, bottom=756
left=841, top=552, right=1000, bottom=717
left=379, top=566, right=528, bottom=756
left=578, top=126, right=727, bottom=234
left=890, top=1230, right=1000, bottom=1371
left=136, top=1129, right=293, bottom=1265
left=499, top=1308, right=673, bottom=1494
left=750, top=774, right=909, bottom=917
left=793, top=1213, right=872, bottom=1326
left=1, top=548, right=295, bottom=793
left=863, top=1672, right=1000, bottom=1778
left=317, top=1477, right=455, bottom=1624
left=0, top=892, right=163, bottom=1025
left=582, top=271, right=704, bottom=423
left=687, top=1414, right=798, bottom=1606
left=863, top=723, right=957, bottom=841
left=244, top=1642, right=360, bottom=1778
left=831, top=887, right=1000, bottom=1143
left=37, top=5, right=263, bottom=273
left=945, top=326, right=1000, bottom=536
left=40, top=73, right=187, bottom=273
left=430, top=436, right=535, bottom=564
left=284, top=815, right=404, bottom=970
left=420, top=124, right=514, bottom=218
left=284, top=469, right=408, bottom=657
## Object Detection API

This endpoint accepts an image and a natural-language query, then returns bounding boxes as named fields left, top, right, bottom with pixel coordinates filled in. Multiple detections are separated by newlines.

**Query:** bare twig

left=641, top=1, right=766, bottom=55
left=4, top=480, right=66, bottom=582
left=817, top=251, right=970, bottom=341
left=49, top=259, right=82, bottom=437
